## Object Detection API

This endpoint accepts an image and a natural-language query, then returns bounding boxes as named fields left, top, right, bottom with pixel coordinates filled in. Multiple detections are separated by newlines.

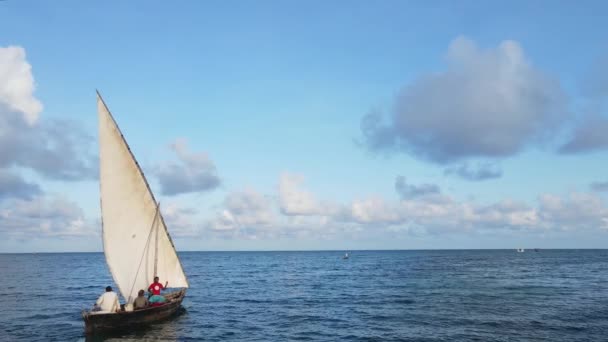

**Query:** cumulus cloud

left=203, top=181, right=350, bottom=240
left=538, top=193, right=608, bottom=230
left=224, top=188, right=275, bottom=226
left=444, top=162, right=502, bottom=181
left=361, top=36, right=567, bottom=164
left=279, top=173, right=322, bottom=215
left=392, top=195, right=470, bottom=233
left=0, top=46, right=42, bottom=125
left=471, top=200, right=538, bottom=230
left=155, top=138, right=221, bottom=196
left=291, top=176, right=608, bottom=235
left=207, top=189, right=276, bottom=235
left=278, top=172, right=346, bottom=218
left=559, top=115, right=608, bottom=154
left=0, top=110, right=97, bottom=180
left=0, top=196, right=95, bottom=238
left=162, top=203, right=201, bottom=237
left=0, top=46, right=96, bottom=182
left=394, top=175, right=440, bottom=199
left=196, top=172, right=608, bottom=241
left=345, top=191, right=608, bottom=234
left=0, top=45, right=100, bottom=242
left=349, top=197, right=402, bottom=224
left=476, top=194, right=602, bottom=232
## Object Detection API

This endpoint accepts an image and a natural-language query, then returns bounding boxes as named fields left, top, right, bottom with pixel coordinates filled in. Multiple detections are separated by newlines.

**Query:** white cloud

left=155, top=138, right=221, bottom=196
left=205, top=188, right=277, bottom=239
left=0, top=46, right=42, bottom=125
left=350, top=191, right=607, bottom=234
left=357, top=191, right=603, bottom=235
left=278, top=172, right=344, bottom=217
left=224, top=188, right=275, bottom=226
left=279, top=172, right=321, bottom=215
left=469, top=200, right=539, bottom=230
left=538, top=193, right=608, bottom=231
left=361, top=36, right=567, bottom=164
left=0, top=45, right=98, bottom=243
left=350, top=197, right=402, bottom=224
left=162, top=203, right=201, bottom=237
left=0, top=45, right=96, bottom=182
left=0, top=195, right=95, bottom=238
left=190, top=173, right=608, bottom=242
left=203, top=184, right=349, bottom=240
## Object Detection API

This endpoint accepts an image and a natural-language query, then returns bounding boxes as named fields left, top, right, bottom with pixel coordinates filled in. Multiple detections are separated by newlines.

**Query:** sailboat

left=82, top=92, right=189, bottom=333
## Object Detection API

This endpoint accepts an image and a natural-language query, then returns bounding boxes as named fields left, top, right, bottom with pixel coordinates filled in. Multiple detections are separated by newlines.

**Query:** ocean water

left=1, top=250, right=608, bottom=341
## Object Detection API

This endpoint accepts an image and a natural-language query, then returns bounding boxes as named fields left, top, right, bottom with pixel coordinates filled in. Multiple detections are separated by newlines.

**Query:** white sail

left=97, top=93, right=188, bottom=304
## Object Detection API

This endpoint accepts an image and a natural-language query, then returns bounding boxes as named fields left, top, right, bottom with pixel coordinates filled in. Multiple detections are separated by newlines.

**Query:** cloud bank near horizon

left=165, top=172, right=608, bottom=241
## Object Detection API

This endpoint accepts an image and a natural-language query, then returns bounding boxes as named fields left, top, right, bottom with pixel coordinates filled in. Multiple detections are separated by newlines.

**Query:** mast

left=154, top=203, right=160, bottom=278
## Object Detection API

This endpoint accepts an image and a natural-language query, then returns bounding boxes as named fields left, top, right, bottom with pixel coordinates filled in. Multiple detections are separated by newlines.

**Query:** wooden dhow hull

left=83, top=289, right=186, bottom=333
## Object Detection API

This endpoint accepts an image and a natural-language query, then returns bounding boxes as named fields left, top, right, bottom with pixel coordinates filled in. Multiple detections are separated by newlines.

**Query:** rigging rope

left=126, top=202, right=160, bottom=303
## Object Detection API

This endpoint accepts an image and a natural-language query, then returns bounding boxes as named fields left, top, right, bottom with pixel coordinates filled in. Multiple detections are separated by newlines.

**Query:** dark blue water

left=1, top=250, right=608, bottom=341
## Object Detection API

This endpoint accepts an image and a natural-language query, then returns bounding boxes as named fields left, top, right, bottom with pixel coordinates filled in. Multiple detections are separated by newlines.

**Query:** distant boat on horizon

left=517, top=248, right=525, bottom=253
left=342, top=252, right=349, bottom=259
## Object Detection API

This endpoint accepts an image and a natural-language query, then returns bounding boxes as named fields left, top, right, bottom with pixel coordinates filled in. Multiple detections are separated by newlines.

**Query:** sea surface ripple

left=1, top=250, right=607, bottom=341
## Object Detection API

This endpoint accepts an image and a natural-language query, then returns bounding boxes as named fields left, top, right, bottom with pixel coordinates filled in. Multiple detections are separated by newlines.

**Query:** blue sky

left=0, top=0, right=607, bottom=252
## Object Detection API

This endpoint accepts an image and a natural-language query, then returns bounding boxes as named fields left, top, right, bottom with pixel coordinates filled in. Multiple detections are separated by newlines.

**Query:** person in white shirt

left=94, top=286, right=120, bottom=313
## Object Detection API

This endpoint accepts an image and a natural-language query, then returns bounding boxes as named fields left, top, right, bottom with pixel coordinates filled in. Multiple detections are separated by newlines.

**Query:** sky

left=0, top=0, right=607, bottom=252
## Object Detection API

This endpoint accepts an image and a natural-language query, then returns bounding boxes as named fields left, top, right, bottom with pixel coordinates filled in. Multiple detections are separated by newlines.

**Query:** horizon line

left=1, top=247, right=606, bottom=254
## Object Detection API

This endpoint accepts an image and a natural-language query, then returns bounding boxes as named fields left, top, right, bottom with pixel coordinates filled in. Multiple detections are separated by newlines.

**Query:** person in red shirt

left=148, top=276, right=168, bottom=296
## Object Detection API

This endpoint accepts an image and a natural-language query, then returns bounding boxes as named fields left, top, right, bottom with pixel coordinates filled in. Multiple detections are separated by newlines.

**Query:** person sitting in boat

left=133, top=289, right=149, bottom=310
left=148, top=276, right=168, bottom=296
left=94, top=286, right=120, bottom=313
